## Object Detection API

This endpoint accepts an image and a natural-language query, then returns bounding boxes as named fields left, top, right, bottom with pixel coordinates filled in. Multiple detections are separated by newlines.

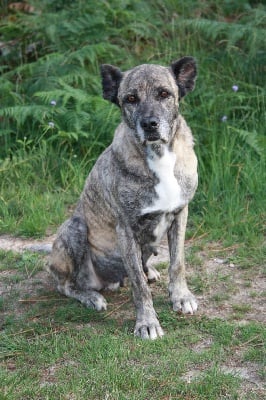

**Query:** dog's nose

left=140, top=116, right=160, bottom=132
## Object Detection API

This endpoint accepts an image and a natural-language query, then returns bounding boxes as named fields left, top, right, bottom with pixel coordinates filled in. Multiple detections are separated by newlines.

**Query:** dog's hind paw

left=59, top=283, right=107, bottom=311
left=83, top=292, right=107, bottom=311
left=147, top=265, right=160, bottom=283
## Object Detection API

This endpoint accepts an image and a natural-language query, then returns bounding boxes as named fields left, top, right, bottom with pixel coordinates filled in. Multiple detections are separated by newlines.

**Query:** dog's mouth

left=136, top=120, right=169, bottom=146
left=143, top=135, right=168, bottom=146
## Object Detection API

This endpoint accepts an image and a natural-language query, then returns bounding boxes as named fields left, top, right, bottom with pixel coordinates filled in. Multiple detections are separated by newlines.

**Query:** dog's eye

left=159, top=90, right=170, bottom=99
left=126, top=95, right=137, bottom=103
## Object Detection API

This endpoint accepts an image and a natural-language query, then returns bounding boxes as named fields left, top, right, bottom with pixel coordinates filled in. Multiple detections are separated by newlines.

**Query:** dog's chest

left=142, top=147, right=184, bottom=214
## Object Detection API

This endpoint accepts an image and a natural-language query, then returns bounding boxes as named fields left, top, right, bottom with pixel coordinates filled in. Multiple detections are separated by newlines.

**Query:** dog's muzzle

left=140, top=116, right=161, bottom=142
left=140, top=116, right=160, bottom=132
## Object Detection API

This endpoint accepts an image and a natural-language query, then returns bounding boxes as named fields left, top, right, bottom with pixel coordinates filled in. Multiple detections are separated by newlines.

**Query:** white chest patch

left=142, top=147, right=185, bottom=214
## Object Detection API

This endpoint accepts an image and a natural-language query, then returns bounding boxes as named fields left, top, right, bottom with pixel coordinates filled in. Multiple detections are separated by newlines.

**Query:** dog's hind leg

left=142, top=246, right=160, bottom=283
left=57, top=280, right=107, bottom=311
left=48, top=216, right=107, bottom=311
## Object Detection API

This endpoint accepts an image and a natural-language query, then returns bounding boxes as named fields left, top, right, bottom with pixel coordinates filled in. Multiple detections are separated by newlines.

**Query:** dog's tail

left=0, top=236, right=53, bottom=254
left=23, top=243, right=52, bottom=253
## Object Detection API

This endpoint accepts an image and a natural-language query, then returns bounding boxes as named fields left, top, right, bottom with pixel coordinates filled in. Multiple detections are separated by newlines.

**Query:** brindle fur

left=48, top=57, right=198, bottom=339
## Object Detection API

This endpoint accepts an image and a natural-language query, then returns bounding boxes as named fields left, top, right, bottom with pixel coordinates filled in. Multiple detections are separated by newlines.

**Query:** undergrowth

left=0, top=0, right=265, bottom=251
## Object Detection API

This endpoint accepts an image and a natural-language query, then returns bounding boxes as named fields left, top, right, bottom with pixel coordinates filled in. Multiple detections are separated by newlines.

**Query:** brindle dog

left=48, top=57, right=198, bottom=339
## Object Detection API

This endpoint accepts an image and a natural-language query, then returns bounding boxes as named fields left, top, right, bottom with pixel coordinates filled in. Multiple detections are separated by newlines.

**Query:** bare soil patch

left=0, top=234, right=265, bottom=324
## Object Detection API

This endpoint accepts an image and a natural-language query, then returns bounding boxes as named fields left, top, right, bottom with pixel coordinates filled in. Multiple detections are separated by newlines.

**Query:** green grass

left=1, top=250, right=265, bottom=399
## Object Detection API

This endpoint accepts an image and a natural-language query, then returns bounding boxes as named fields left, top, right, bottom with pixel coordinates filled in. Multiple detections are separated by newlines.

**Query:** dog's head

left=100, top=57, right=197, bottom=145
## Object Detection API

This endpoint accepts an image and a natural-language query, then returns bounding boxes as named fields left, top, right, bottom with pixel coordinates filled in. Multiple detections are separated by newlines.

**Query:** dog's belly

left=88, top=211, right=173, bottom=285
left=91, top=249, right=127, bottom=285
left=88, top=226, right=127, bottom=285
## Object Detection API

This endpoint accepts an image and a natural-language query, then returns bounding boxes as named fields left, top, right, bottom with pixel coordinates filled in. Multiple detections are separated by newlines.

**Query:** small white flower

left=48, top=121, right=55, bottom=128
left=232, top=85, right=238, bottom=92
left=50, top=100, right=57, bottom=106
left=221, top=115, right=227, bottom=122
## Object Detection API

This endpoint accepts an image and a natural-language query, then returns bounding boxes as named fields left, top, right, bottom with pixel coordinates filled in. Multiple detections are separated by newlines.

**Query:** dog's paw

left=147, top=265, right=160, bottom=283
left=170, top=286, right=198, bottom=314
left=58, top=283, right=108, bottom=312
left=83, top=292, right=107, bottom=311
left=172, top=294, right=198, bottom=314
left=134, top=319, right=164, bottom=340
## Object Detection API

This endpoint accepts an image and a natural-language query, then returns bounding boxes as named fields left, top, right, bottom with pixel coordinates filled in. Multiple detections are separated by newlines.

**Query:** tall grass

left=0, top=0, right=265, bottom=249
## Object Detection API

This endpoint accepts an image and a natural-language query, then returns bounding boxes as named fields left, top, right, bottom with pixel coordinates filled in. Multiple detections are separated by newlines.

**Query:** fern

left=228, top=127, right=264, bottom=158
left=0, top=105, right=51, bottom=126
left=67, top=43, right=121, bottom=67
left=177, top=16, right=265, bottom=56
left=35, top=84, right=90, bottom=107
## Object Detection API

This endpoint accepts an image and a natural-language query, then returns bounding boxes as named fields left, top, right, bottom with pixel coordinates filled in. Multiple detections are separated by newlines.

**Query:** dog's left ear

left=170, top=57, right=197, bottom=98
left=100, top=64, right=123, bottom=106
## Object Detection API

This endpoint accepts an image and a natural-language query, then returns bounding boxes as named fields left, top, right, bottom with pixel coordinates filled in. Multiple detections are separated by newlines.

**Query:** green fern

left=228, top=127, right=264, bottom=158
left=0, top=105, right=50, bottom=126
left=178, top=14, right=265, bottom=56
left=35, top=85, right=90, bottom=107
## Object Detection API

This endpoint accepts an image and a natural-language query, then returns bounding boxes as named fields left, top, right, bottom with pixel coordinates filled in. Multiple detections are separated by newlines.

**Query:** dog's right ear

left=100, top=64, right=123, bottom=106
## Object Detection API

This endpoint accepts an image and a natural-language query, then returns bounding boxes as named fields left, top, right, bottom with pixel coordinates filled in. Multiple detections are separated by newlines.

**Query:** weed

left=154, top=261, right=168, bottom=271
left=232, top=304, right=252, bottom=313
left=188, top=273, right=210, bottom=294
left=211, top=292, right=231, bottom=303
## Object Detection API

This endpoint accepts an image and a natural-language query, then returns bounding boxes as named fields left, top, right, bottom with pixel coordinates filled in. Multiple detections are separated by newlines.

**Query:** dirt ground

left=0, top=233, right=265, bottom=324
left=0, top=234, right=265, bottom=395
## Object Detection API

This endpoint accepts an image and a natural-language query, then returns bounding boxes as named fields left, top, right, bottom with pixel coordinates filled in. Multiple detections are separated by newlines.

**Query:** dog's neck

left=146, top=143, right=165, bottom=158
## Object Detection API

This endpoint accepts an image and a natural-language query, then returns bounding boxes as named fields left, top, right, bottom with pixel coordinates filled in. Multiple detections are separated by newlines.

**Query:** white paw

left=134, top=314, right=164, bottom=340
left=58, top=282, right=107, bottom=311
left=84, top=292, right=107, bottom=311
left=147, top=265, right=160, bottom=282
left=106, top=282, right=120, bottom=291
left=169, top=285, right=198, bottom=314
left=134, top=322, right=164, bottom=340
left=172, top=294, right=198, bottom=314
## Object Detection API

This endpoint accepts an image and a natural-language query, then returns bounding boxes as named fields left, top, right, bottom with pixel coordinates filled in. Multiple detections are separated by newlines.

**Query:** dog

left=48, top=56, right=198, bottom=340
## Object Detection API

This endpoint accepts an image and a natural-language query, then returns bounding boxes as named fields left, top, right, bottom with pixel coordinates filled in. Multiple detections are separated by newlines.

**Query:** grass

left=0, top=249, right=265, bottom=399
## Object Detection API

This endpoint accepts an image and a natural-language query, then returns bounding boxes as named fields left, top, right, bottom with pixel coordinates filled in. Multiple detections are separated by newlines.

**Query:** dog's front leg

left=168, top=205, right=198, bottom=314
left=116, top=223, right=164, bottom=340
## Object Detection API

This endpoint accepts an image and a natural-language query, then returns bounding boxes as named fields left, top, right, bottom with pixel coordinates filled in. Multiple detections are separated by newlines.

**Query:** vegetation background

left=0, top=0, right=265, bottom=399
left=0, top=0, right=265, bottom=246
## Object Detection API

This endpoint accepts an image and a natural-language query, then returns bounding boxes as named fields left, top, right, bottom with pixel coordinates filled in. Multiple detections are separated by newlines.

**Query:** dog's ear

left=100, top=64, right=123, bottom=106
left=170, top=57, right=197, bottom=98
